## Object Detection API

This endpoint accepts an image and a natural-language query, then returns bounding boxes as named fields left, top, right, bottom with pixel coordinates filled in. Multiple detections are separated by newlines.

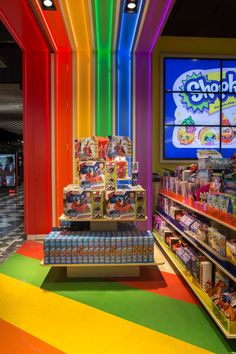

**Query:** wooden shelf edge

left=59, top=214, right=147, bottom=222
left=153, top=230, right=236, bottom=339
left=41, top=260, right=157, bottom=267
left=156, top=210, right=236, bottom=283
left=159, top=189, right=236, bottom=232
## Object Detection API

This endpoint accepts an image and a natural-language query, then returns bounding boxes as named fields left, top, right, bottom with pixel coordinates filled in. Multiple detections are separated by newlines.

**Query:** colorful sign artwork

left=164, top=58, right=236, bottom=159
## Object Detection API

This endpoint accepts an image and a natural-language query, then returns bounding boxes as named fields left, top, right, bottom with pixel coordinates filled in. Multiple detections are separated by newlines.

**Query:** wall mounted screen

left=163, top=57, right=236, bottom=160
left=0, top=153, right=17, bottom=188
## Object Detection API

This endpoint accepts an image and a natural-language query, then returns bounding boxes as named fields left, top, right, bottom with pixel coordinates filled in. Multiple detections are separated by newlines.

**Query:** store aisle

left=1, top=241, right=236, bottom=354
left=0, top=185, right=25, bottom=263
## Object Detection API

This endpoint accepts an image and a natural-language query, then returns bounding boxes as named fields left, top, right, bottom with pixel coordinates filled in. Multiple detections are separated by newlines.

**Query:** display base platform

left=67, top=265, right=140, bottom=278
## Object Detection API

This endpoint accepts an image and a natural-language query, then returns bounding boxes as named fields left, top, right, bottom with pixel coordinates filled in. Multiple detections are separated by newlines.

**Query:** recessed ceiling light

left=127, top=3, right=136, bottom=9
left=125, top=0, right=139, bottom=13
left=40, top=0, right=56, bottom=10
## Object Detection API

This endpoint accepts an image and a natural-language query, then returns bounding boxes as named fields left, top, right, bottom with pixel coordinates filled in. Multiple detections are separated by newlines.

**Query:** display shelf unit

left=59, top=214, right=147, bottom=222
left=156, top=209, right=236, bottom=282
left=42, top=215, right=160, bottom=277
left=159, top=188, right=236, bottom=231
left=153, top=230, right=236, bottom=339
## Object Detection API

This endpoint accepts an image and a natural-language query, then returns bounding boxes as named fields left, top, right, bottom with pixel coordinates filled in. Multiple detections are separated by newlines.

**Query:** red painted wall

left=0, top=0, right=52, bottom=234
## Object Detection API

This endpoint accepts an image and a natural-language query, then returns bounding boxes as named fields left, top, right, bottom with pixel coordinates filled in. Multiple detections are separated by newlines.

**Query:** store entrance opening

left=0, top=21, right=25, bottom=263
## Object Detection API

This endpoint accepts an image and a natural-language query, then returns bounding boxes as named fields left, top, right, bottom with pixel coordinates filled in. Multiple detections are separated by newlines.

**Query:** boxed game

left=121, top=235, right=127, bottom=263
left=82, top=236, right=89, bottom=263
left=143, top=234, right=149, bottom=263
left=55, top=236, right=61, bottom=264
left=63, top=185, right=92, bottom=219
left=88, top=236, right=94, bottom=263
left=105, top=161, right=116, bottom=191
left=116, top=158, right=128, bottom=179
left=132, top=162, right=138, bottom=186
left=79, top=161, right=105, bottom=190
left=106, top=189, right=136, bottom=219
left=92, top=191, right=103, bottom=219
left=137, top=236, right=143, bottom=263
left=49, top=235, right=56, bottom=264
left=79, top=136, right=98, bottom=160
left=110, top=236, right=116, bottom=263
left=200, top=261, right=212, bottom=291
left=105, top=236, right=111, bottom=263
left=44, top=237, right=50, bottom=265
left=132, top=235, right=138, bottom=263
left=60, top=236, right=66, bottom=264
left=72, top=236, right=78, bottom=264
left=77, top=237, right=83, bottom=264
left=65, top=235, right=72, bottom=264
left=94, top=236, right=99, bottom=264
left=107, top=136, right=132, bottom=158
left=99, top=236, right=105, bottom=263
left=207, top=227, right=226, bottom=257
left=116, top=236, right=122, bottom=263
left=148, top=233, right=154, bottom=263
left=127, top=235, right=132, bottom=263
left=136, top=189, right=146, bottom=219
left=226, top=240, right=236, bottom=266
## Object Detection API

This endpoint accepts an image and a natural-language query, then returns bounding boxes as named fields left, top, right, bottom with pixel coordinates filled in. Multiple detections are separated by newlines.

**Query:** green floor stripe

left=1, top=253, right=236, bottom=354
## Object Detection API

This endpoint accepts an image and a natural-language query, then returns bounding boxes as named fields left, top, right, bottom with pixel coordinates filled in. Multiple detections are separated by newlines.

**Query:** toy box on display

left=43, top=136, right=155, bottom=279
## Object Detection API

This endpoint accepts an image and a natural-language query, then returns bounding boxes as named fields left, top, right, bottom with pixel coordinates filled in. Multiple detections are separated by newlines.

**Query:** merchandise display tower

left=42, top=136, right=157, bottom=278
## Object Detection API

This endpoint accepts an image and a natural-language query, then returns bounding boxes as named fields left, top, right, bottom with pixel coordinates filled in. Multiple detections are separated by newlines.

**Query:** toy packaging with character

left=79, top=160, right=105, bottom=190
left=79, top=137, right=98, bottom=160
left=105, top=161, right=117, bottom=191
left=106, top=189, right=136, bottom=219
left=63, top=185, right=92, bottom=219
left=107, top=135, right=132, bottom=158
left=92, top=191, right=104, bottom=219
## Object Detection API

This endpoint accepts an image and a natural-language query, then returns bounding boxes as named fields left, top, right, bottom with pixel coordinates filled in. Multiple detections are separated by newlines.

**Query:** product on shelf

left=115, top=157, right=128, bottom=179
left=226, top=240, right=236, bottom=266
left=92, top=191, right=104, bottom=219
left=63, top=185, right=92, bottom=219
left=136, top=188, right=146, bottom=219
left=131, top=162, right=139, bottom=186
left=43, top=230, right=154, bottom=265
left=200, top=261, right=212, bottom=291
left=79, top=160, right=105, bottom=190
left=105, top=189, right=136, bottom=219
left=79, top=136, right=98, bottom=160
left=207, top=227, right=226, bottom=257
left=105, top=161, right=116, bottom=191
left=107, top=135, right=132, bottom=158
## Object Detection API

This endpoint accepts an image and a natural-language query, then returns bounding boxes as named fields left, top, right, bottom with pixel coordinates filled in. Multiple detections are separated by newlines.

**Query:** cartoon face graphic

left=199, top=128, right=219, bottom=146
left=177, top=127, right=195, bottom=145
left=222, top=127, right=235, bottom=144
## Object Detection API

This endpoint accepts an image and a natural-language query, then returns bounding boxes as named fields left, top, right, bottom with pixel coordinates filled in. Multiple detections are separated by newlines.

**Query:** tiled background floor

left=0, top=185, right=25, bottom=263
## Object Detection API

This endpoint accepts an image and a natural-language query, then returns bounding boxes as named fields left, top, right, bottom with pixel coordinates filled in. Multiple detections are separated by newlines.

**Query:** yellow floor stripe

left=0, top=274, right=213, bottom=354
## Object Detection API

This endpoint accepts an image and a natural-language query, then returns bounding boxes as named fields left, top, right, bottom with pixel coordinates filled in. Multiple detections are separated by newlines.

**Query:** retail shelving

left=153, top=230, right=236, bottom=339
left=156, top=209, right=236, bottom=282
left=159, top=188, right=236, bottom=231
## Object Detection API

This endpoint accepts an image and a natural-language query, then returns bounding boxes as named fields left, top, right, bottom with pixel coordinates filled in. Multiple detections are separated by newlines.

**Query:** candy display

left=43, top=230, right=154, bottom=265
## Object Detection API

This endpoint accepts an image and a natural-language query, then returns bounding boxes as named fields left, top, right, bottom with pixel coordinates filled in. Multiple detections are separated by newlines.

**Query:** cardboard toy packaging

left=226, top=240, right=236, bottom=266
left=79, top=136, right=98, bottom=160
left=136, top=188, right=146, bottom=219
left=127, top=235, right=132, bottom=263
left=99, top=235, right=105, bottom=263
left=79, top=161, right=105, bottom=190
left=107, top=135, right=132, bottom=158
left=92, top=191, right=104, bottom=219
left=77, top=237, right=83, bottom=264
left=63, top=185, right=92, bottom=219
left=105, top=236, right=111, bottom=263
left=72, top=236, right=78, bottom=264
left=106, top=189, right=136, bottom=219
left=93, top=236, right=99, bottom=264
left=200, top=261, right=212, bottom=291
left=116, top=158, right=128, bottom=179
left=105, top=161, right=117, bottom=191
left=98, top=137, right=110, bottom=160
left=121, top=235, right=127, bottom=263
left=207, top=227, right=226, bottom=257
left=83, top=236, right=89, bottom=264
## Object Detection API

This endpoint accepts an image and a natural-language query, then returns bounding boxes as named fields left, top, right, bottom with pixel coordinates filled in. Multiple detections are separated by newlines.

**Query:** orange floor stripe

left=0, top=319, right=64, bottom=354
left=116, top=267, right=199, bottom=304
left=16, top=241, right=43, bottom=260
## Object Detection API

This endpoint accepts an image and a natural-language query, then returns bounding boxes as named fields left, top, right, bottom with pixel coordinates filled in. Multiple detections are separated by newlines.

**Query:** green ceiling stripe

left=92, top=0, right=115, bottom=136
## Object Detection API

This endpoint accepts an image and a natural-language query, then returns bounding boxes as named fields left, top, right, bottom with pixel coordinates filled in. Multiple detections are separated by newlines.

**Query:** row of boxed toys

left=78, top=157, right=138, bottom=190
left=160, top=150, right=236, bottom=215
left=44, top=230, right=154, bottom=265
left=158, top=195, right=236, bottom=264
left=63, top=184, right=146, bottom=219
left=153, top=214, right=212, bottom=291
left=153, top=214, right=236, bottom=323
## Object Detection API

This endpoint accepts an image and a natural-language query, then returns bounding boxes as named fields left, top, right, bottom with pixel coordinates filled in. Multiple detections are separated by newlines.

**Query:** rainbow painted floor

left=1, top=241, right=236, bottom=354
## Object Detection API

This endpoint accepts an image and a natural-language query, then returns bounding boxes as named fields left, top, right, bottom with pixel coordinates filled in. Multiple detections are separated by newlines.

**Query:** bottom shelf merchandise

left=153, top=220, right=236, bottom=337
left=44, top=230, right=154, bottom=265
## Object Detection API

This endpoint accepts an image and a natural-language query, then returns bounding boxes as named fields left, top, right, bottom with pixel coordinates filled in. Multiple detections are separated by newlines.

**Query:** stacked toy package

left=43, top=230, right=154, bottom=265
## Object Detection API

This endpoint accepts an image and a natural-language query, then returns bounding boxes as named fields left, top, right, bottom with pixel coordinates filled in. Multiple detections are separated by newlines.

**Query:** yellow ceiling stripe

left=0, top=274, right=213, bottom=354
left=58, top=0, right=93, bottom=140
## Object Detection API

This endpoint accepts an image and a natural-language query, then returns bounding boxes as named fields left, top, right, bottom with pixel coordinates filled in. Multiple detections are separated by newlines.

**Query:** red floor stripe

left=16, top=241, right=43, bottom=260
left=0, top=319, right=64, bottom=354
left=115, top=267, right=199, bottom=305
